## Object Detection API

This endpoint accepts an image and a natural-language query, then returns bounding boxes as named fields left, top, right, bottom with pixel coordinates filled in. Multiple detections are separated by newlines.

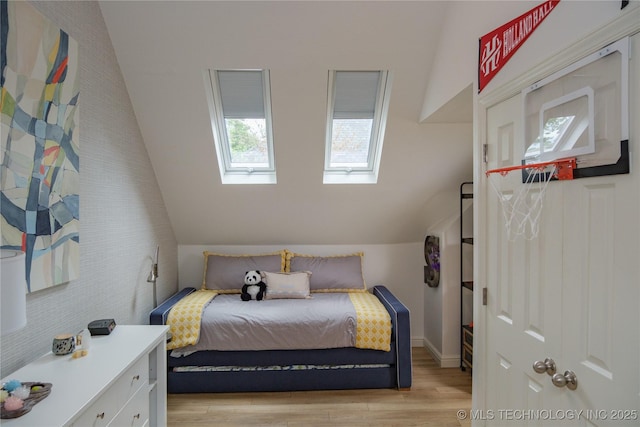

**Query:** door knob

left=533, top=358, right=556, bottom=376
left=552, top=370, right=578, bottom=390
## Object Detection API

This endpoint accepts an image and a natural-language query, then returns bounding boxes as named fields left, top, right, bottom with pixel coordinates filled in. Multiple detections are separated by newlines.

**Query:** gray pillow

left=287, top=252, right=366, bottom=291
left=202, top=251, right=286, bottom=291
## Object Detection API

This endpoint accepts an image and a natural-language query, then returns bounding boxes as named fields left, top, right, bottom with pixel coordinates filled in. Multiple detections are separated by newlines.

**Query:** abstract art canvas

left=1, top=0, right=80, bottom=292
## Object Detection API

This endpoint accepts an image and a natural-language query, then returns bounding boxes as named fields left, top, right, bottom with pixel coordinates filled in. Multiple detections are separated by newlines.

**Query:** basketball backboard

left=521, top=37, right=629, bottom=179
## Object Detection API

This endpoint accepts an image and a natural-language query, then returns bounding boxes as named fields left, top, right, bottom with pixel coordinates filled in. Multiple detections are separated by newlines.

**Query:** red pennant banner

left=478, top=0, right=560, bottom=93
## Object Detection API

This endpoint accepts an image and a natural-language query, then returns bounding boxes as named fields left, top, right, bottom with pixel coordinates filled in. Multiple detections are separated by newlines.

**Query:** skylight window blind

left=333, top=71, right=381, bottom=119
left=217, top=71, right=265, bottom=119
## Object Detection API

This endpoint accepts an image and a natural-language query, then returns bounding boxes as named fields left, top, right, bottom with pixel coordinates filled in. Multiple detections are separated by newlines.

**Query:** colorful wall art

left=1, top=0, right=80, bottom=292
left=423, top=235, right=440, bottom=288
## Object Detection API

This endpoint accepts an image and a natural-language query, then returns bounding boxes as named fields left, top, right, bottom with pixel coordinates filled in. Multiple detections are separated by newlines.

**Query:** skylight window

left=324, top=70, right=392, bottom=184
left=205, top=70, right=276, bottom=184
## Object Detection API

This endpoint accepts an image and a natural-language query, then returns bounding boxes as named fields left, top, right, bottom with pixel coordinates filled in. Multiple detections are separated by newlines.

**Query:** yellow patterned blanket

left=166, top=290, right=391, bottom=352
left=166, top=290, right=218, bottom=350
left=349, top=292, right=391, bottom=351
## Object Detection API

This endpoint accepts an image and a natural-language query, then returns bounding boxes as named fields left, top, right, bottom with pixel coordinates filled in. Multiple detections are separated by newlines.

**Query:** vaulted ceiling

left=99, top=1, right=473, bottom=245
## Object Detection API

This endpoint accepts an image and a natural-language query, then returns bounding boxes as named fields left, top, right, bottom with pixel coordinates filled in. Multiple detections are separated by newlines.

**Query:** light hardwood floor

left=167, top=347, right=472, bottom=426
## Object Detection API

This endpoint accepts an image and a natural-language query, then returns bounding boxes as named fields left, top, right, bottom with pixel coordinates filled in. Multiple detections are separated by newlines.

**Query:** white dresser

left=1, top=325, right=168, bottom=427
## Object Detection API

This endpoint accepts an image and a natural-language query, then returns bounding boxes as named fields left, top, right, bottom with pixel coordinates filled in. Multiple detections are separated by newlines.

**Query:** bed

left=149, top=250, right=412, bottom=393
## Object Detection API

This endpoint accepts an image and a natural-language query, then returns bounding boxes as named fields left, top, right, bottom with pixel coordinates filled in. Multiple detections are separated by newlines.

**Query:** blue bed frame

left=150, top=285, right=412, bottom=393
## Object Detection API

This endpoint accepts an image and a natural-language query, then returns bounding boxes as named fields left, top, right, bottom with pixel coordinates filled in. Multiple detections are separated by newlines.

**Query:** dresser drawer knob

left=132, top=374, right=140, bottom=381
left=97, top=412, right=105, bottom=419
left=134, top=413, right=141, bottom=419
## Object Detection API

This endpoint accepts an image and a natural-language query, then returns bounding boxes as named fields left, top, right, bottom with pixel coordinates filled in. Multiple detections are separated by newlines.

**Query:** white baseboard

left=421, top=337, right=460, bottom=368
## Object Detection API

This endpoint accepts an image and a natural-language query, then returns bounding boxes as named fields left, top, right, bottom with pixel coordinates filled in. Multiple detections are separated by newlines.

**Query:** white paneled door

left=479, top=33, right=640, bottom=426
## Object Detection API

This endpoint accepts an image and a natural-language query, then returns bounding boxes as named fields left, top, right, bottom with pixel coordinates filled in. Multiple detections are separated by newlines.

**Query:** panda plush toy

left=241, top=270, right=267, bottom=301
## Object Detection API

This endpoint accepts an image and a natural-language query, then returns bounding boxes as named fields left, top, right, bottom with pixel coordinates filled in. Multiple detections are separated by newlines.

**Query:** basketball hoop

left=486, top=158, right=576, bottom=241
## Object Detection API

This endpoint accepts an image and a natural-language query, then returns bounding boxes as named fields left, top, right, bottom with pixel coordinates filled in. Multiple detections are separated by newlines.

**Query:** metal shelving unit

left=460, top=182, right=473, bottom=371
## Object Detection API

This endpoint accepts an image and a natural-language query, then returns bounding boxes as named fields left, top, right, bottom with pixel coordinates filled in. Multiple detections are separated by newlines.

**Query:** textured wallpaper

left=1, top=1, right=178, bottom=377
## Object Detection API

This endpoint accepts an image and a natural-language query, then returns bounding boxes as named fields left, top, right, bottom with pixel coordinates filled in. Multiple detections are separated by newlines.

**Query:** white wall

left=423, top=210, right=465, bottom=367
left=178, top=243, right=425, bottom=343
left=422, top=233, right=445, bottom=364
left=99, top=1, right=472, bottom=247
left=1, top=1, right=178, bottom=377
left=421, top=0, right=630, bottom=121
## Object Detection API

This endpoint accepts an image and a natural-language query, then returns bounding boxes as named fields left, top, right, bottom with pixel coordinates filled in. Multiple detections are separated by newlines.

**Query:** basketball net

left=486, top=159, right=575, bottom=241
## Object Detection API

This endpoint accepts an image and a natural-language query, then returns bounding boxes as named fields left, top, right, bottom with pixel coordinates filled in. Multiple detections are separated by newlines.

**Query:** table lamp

left=147, top=245, right=159, bottom=307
